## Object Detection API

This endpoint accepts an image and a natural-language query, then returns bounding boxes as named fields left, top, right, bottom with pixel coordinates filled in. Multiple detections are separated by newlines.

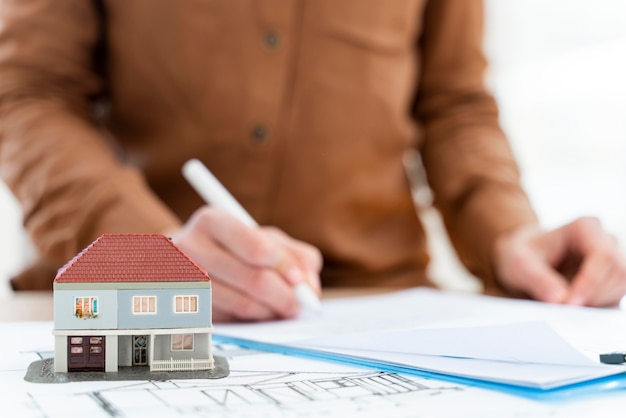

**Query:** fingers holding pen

left=180, top=160, right=322, bottom=320
left=197, top=208, right=315, bottom=285
left=172, top=206, right=316, bottom=320
left=263, top=226, right=323, bottom=295
left=206, top=251, right=301, bottom=321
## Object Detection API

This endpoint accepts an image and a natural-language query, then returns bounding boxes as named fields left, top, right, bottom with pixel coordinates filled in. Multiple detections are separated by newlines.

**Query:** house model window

left=74, top=297, right=98, bottom=319
left=172, top=334, right=194, bottom=351
left=175, top=295, right=198, bottom=313
left=133, top=296, right=157, bottom=314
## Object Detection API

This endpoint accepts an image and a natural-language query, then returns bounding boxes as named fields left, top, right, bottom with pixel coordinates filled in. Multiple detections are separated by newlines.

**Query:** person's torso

left=98, top=0, right=432, bottom=286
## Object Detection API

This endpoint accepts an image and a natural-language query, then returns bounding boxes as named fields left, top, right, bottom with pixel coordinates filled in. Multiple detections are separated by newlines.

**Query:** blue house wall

left=117, top=288, right=212, bottom=329
left=54, top=289, right=118, bottom=330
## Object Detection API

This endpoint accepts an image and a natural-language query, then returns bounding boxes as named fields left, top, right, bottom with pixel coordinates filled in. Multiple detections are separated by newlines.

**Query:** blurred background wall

left=1, top=0, right=625, bottom=296
left=485, top=0, right=626, bottom=239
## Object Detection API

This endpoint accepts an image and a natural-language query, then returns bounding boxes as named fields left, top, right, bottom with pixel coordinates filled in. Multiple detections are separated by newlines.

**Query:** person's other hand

left=169, top=206, right=322, bottom=322
left=494, top=217, right=626, bottom=307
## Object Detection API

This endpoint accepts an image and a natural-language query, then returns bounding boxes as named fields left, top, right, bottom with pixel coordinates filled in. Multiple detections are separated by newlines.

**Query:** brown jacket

left=0, top=0, right=537, bottom=291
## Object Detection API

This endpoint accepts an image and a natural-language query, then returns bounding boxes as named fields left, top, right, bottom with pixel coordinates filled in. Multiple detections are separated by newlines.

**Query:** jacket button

left=251, top=125, right=268, bottom=142
left=265, top=31, right=280, bottom=50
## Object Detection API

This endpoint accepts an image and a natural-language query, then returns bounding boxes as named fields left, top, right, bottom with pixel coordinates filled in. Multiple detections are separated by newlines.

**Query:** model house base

left=24, top=356, right=230, bottom=384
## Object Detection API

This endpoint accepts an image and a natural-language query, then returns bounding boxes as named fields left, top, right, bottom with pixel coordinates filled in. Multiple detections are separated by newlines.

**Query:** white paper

left=215, top=288, right=626, bottom=389
left=4, top=315, right=626, bottom=416
left=300, top=321, right=600, bottom=365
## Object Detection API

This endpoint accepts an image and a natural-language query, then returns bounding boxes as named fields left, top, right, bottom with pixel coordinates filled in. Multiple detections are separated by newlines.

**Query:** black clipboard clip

left=600, top=352, right=626, bottom=365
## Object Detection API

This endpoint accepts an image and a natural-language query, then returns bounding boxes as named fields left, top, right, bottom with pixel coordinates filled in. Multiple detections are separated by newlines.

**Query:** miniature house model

left=52, top=234, right=214, bottom=373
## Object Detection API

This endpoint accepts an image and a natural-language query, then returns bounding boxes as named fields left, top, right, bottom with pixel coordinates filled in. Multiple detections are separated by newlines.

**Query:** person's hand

left=493, top=217, right=626, bottom=307
left=169, top=206, right=322, bottom=322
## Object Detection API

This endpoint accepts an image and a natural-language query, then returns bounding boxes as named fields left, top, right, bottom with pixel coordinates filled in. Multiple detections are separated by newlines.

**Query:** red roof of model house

left=54, top=234, right=211, bottom=283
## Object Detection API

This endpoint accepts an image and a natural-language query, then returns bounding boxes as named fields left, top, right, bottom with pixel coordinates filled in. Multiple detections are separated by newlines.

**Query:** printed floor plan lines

left=4, top=335, right=470, bottom=417
left=4, top=322, right=624, bottom=417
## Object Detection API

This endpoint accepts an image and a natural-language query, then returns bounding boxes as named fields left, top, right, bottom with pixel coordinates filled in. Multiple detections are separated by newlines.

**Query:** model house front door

left=67, top=336, right=105, bottom=371
left=133, top=335, right=148, bottom=366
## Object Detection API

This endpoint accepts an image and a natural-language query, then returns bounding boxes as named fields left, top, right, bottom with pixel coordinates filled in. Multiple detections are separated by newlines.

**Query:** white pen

left=182, top=158, right=322, bottom=314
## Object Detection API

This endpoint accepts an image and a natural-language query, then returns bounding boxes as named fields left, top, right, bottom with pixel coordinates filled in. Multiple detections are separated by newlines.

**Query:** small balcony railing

left=150, top=357, right=214, bottom=372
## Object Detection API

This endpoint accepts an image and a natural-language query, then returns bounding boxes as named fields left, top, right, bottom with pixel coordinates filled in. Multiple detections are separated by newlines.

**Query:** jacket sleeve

left=414, top=0, right=538, bottom=292
left=0, top=0, right=181, bottom=274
